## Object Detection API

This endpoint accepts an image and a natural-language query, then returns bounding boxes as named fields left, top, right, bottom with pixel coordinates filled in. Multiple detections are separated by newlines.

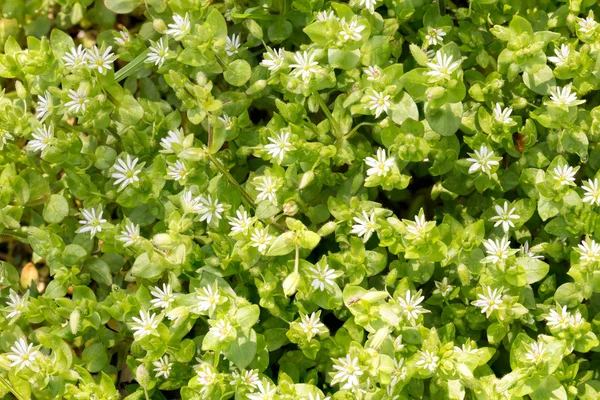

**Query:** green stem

left=0, top=375, right=26, bottom=400
left=115, top=49, right=151, bottom=83
left=313, top=91, right=342, bottom=139
left=438, top=0, right=446, bottom=16
left=343, top=122, right=377, bottom=141
left=208, top=153, right=257, bottom=209
left=143, top=388, right=150, bottom=400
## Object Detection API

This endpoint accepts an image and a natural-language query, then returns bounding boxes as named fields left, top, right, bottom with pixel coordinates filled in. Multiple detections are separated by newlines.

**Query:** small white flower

left=367, top=90, right=391, bottom=118
left=426, top=51, right=461, bottom=80
left=247, top=380, right=277, bottom=400
left=454, top=343, right=477, bottom=354
left=160, top=128, right=185, bottom=154
left=85, top=45, right=115, bottom=75
left=180, top=190, right=202, bottom=214
left=316, top=10, right=336, bottom=21
left=548, top=44, right=570, bottom=66
left=250, top=227, right=274, bottom=254
left=64, top=86, right=89, bottom=114
left=416, top=350, right=439, bottom=373
left=231, top=369, right=260, bottom=389
left=77, top=207, right=107, bottom=238
left=62, top=45, right=88, bottom=69
left=165, top=13, right=191, bottom=40
left=6, top=289, right=29, bottom=319
left=255, top=176, right=281, bottom=204
left=130, top=310, right=161, bottom=339
left=397, top=291, right=429, bottom=322
left=466, top=145, right=500, bottom=175
left=153, top=355, right=173, bottom=378
left=552, top=164, right=577, bottom=186
left=7, top=339, right=39, bottom=371
left=340, top=18, right=365, bottom=42
left=393, top=335, right=405, bottom=352
left=147, top=37, right=169, bottom=67
left=195, top=363, right=218, bottom=392
left=493, top=103, right=514, bottom=125
left=405, top=213, right=428, bottom=236
left=524, top=342, right=546, bottom=364
left=261, top=48, right=285, bottom=72
left=218, top=114, right=234, bottom=130
left=195, top=285, right=224, bottom=314
left=365, top=148, right=395, bottom=177
left=549, top=84, right=584, bottom=107
left=264, top=129, right=294, bottom=162
left=578, top=15, right=598, bottom=34
left=35, top=91, right=53, bottom=119
left=331, top=354, right=363, bottom=390
left=433, top=277, right=454, bottom=297
left=197, top=194, right=225, bottom=224
left=308, top=263, right=342, bottom=291
left=483, top=237, right=513, bottom=264
left=472, top=286, right=504, bottom=315
left=27, top=124, right=55, bottom=153
left=112, top=154, right=143, bottom=191
left=490, top=203, right=520, bottom=232
left=209, top=318, right=233, bottom=339
left=390, top=357, right=407, bottom=386
left=114, top=30, right=130, bottom=46
left=519, top=241, right=544, bottom=260
left=571, top=311, right=585, bottom=328
left=0, top=129, right=13, bottom=150
left=225, top=34, right=241, bottom=56
left=299, top=312, right=325, bottom=340
left=425, top=27, right=446, bottom=46
left=358, top=0, right=378, bottom=13
left=546, top=306, right=572, bottom=329
left=229, top=209, right=256, bottom=235
left=351, top=210, right=378, bottom=242
left=576, top=239, right=600, bottom=263
left=167, top=160, right=189, bottom=181
left=364, top=65, right=382, bottom=81
left=289, top=51, right=319, bottom=80
left=582, top=178, right=600, bottom=205
left=150, top=284, right=175, bottom=309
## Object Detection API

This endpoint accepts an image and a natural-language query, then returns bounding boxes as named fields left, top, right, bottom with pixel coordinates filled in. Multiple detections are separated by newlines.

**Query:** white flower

left=340, top=18, right=365, bottom=42
left=576, top=239, right=600, bottom=263
left=35, top=91, right=53, bottom=119
left=571, top=311, right=585, bottom=328
left=150, top=284, right=175, bottom=309
left=250, top=227, right=274, bottom=254
left=225, top=34, right=241, bottom=56
left=433, top=277, right=454, bottom=297
left=76, top=207, right=107, bottom=238
left=582, top=178, right=600, bottom=205
left=261, top=48, right=285, bottom=72
left=64, top=86, right=89, bottom=114
left=153, top=355, right=173, bottom=378
left=308, top=263, right=341, bottom=291
left=393, top=335, right=405, bottom=352
left=197, top=194, right=225, bottom=224
left=180, top=190, right=202, bottom=214
left=519, top=241, right=544, bottom=260
left=118, top=221, right=140, bottom=247
left=332, top=355, right=363, bottom=390
left=165, top=13, right=191, bottom=40
left=247, top=380, right=277, bottom=400
left=351, top=210, right=377, bottom=242
left=62, top=44, right=88, bottom=69
left=483, top=237, right=513, bottom=263
left=472, top=286, right=504, bottom=315
left=316, top=10, right=336, bottom=21
left=578, top=15, right=598, bottom=34
left=209, top=318, right=233, bottom=339
left=7, top=339, right=39, bottom=371
left=425, top=27, right=446, bottom=46
left=218, top=114, right=234, bottom=130
left=0, top=129, right=13, bottom=150
left=160, top=128, right=184, bottom=154
left=85, top=45, right=115, bottom=74
left=552, top=164, right=577, bottom=186
left=229, top=209, right=255, bottom=235
left=112, top=154, right=143, bottom=191
left=299, top=312, right=325, bottom=340
left=308, top=393, right=330, bottom=400
left=231, top=369, right=260, bottom=389
left=364, top=65, right=382, bottom=81
left=490, top=203, right=520, bottom=232
left=548, top=44, right=570, bottom=66
left=358, top=0, right=378, bottom=13
left=147, top=37, right=169, bottom=67
left=549, top=84, right=584, bottom=107
left=493, top=103, right=514, bottom=125
left=114, top=30, right=130, bottom=46
left=167, top=160, right=189, bottom=181
left=416, top=350, right=439, bottom=373
left=195, top=363, right=218, bottom=392
left=405, top=213, right=428, bottom=236
left=454, top=343, right=477, bottom=354
left=390, top=358, right=407, bottom=386
left=290, top=51, right=319, bottom=80
left=466, top=145, right=500, bottom=174
left=6, top=289, right=28, bottom=319
left=365, top=148, right=395, bottom=177
left=264, top=129, right=294, bottom=162
left=524, top=342, right=546, bottom=364
left=367, top=90, right=391, bottom=118
left=546, top=306, right=572, bottom=329
left=27, top=124, right=54, bottom=153
left=425, top=48, right=435, bottom=60
left=397, top=291, right=429, bottom=322
left=195, top=285, right=224, bottom=314
left=255, top=176, right=281, bottom=204
left=130, top=310, right=161, bottom=339
left=426, top=51, right=460, bottom=80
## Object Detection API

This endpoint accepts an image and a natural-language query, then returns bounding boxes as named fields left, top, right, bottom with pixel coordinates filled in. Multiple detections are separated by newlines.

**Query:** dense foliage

left=2, top=0, right=600, bottom=399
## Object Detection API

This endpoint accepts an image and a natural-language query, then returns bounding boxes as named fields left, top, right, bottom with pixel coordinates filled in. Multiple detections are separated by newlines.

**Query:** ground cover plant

left=2, top=0, right=600, bottom=398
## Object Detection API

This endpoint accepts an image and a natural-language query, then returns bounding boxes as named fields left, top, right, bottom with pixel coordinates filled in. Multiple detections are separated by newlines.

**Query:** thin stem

left=143, top=388, right=150, bottom=400
left=115, top=49, right=151, bottom=83
left=294, top=245, right=299, bottom=273
left=438, top=0, right=446, bottom=16
left=343, top=122, right=377, bottom=141
left=0, top=375, right=26, bottom=400
left=313, top=91, right=342, bottom=139
left=208, top=153, right=257, bottom=209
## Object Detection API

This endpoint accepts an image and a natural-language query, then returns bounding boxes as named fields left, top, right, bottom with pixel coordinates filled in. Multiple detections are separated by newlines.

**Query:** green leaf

left=555, top=282, right=584, bottom=307
left=223, top=329, right=257, bottom=369
left=82, top=343, right=108, bottom=373
left=425, top=102, right=463, bottom=136
left=224, top=60, right=252, bottom=86
left=83, top=258, right=112, bottom=286
left=516, top=257, right=549, bottom=284
left=104, top=0, right=140, bottom=13
left=266, top=231, right=296, bottom=256
left=43, top=194, right=69, bottom=224
left=113, top=95, right=144, bottom=125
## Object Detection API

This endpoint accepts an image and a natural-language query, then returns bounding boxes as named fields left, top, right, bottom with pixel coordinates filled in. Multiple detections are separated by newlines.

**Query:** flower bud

left=318, top=221, right=337, bottom=236
left=136, top=364, right=151, bottom=388
left=366, top=327, right=389, bottom=350
left=299, top=171, right=315, bottom=190
left=153, top=19, right=167, bottom=34
left=20, top=262, right=39, bottom=288
left=283, top=272, right=300, bottom=297
left=70, top=309, right=81, bottom=335
left=283, top=200, right=298, bottom=216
